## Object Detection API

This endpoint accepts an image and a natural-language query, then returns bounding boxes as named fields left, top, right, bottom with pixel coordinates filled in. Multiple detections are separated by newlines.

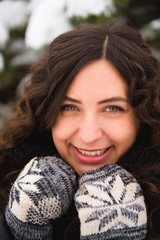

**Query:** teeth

left=77, top=148, right=108, bottom=156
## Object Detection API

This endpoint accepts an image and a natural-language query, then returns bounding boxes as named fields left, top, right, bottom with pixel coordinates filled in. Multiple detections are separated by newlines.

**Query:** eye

left=61, top=104, right=78, bottom=111
left=105, top=105, right=124, bottom=112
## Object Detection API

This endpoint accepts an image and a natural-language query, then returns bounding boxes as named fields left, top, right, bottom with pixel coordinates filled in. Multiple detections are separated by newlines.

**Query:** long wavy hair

left=0, top=24, right=160, bottom=238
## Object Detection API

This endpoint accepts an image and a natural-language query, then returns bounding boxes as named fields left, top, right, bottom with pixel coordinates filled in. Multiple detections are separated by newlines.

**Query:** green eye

left=61, top=105, right=78, bottom=111
left=105, top=106, right=124, bottom=112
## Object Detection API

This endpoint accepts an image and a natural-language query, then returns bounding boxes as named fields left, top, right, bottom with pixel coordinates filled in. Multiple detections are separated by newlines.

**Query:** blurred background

left=0, top=0, right=160, bottom=128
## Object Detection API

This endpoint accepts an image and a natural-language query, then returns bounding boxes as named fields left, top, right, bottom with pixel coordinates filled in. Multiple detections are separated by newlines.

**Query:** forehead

left=66, top=59, right=128, bottom=99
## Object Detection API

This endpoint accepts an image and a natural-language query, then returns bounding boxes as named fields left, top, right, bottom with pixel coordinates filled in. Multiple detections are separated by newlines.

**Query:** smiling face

left=52, top=59, right=139, bottom=175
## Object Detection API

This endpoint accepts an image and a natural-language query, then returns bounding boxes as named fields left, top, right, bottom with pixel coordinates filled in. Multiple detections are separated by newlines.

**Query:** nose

left=77, top=114, right=103, bottom=144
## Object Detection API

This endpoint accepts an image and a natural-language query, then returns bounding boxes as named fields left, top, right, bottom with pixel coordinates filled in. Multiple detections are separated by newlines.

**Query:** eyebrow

left=64, top=96, right=128, bottom=104
left=64, top=96, right=81, bottom=103
left=98, top=97, right=128, bottom=104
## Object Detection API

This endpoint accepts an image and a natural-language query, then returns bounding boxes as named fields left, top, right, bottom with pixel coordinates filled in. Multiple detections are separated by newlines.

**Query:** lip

left=72, top=145, right=113, bottom=164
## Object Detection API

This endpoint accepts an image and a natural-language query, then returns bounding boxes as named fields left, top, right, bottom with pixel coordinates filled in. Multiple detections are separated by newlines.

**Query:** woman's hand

left=5, top=156, right=77, bottom=240
left=75, top=164, right=147, bottom=240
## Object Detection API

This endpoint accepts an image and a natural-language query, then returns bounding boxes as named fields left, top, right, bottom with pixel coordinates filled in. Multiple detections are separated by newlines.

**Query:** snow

left=141, top=18, right=160, bottom=41
left=0, top=22, right=8, bottom=48
left=0, top=0, right=114, bottom=50
left=0, top=52, right=4, bottom=71
left=25, top=0, right=72, bottom=49
left=0, top=0, right=29, bottom=47
left=66, top=0, right=114, bottom=17
left=11, top=50, right=42, bottom=67
left=150, top=18, right=160, bottom=29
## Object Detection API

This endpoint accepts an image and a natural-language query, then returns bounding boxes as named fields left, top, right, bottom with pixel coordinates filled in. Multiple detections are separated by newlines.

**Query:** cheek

left=51, top=127, right=67, bottom=161
left=106, top=118, right=139, bottom=147
left=51, top=117, right=78, bottom=160
left=52, top=117, right=74, bottom=141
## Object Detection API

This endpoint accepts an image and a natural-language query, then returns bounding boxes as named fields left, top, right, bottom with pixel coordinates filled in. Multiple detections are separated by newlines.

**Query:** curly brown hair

left=0, top=24, right=160, bottom=238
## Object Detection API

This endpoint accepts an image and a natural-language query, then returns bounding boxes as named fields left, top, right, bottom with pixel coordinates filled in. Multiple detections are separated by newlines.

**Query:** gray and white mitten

left=5, top=156, right=77, bottom=240
left=75, top=164, right=147, bottom=240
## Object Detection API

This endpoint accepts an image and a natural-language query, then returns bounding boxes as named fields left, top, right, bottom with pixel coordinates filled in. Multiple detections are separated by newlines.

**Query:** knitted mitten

left=5, top=156, right=77, bottom=240
left=75, top=164, right=147, bottom=240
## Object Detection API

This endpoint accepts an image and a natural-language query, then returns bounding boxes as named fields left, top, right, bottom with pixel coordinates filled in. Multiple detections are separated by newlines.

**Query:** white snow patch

left=0, top=53, right=4, bottom=72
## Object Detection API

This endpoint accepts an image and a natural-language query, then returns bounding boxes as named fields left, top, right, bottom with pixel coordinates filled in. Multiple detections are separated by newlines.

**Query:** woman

left=0, top=24, right=160, bottom=239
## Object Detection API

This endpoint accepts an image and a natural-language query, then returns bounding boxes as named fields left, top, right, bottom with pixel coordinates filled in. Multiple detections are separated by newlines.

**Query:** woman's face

left=52, top=59, right=139, bottom=175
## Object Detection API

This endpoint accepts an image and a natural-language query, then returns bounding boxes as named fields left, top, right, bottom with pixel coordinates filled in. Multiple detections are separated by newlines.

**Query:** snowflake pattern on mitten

left=75, top=164, right=147, bottom=240
left=5, top=156, right=77, bottom=240
left=8, top=158, right=64, bottom=224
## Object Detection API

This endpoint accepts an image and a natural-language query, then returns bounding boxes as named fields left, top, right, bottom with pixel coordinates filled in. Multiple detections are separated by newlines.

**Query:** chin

left=75, top=164, right=104, bottom=176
